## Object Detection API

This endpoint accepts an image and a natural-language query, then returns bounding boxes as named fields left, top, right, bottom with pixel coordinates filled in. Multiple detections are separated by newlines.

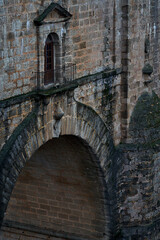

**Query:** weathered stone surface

left=0, top=0, right=160, bottom=239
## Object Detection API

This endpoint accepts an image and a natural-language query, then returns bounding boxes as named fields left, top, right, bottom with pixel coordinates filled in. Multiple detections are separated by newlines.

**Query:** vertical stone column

left=120, top=0, right=129, bottom=142
left=150, top=0, right=159, bottom=84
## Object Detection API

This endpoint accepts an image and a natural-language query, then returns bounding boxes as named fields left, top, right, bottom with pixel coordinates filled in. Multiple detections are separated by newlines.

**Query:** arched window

left=44, top=33, right=60, bottom=85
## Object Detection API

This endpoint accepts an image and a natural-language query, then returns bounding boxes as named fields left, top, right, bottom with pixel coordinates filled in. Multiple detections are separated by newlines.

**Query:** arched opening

left=2, top=136, right=109, bottom=240
left=44, top=33, right=60, bottom=85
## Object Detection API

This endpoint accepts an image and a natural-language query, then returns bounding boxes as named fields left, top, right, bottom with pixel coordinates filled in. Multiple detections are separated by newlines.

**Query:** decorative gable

left=34, top=3, right=72, bottom=26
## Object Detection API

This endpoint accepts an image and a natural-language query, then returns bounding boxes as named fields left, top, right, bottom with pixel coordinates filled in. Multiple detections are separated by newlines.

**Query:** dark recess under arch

left=2, top=135, right=109, bottom=240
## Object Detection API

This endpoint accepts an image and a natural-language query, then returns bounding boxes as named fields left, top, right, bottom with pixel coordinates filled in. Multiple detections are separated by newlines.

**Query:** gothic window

left=44, top=33, right=60, bottom=85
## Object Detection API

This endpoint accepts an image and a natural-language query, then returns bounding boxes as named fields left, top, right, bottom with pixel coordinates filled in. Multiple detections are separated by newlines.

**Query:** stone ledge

left=2, top=220, right=98, bottom=240
left=0, top=68, right=121, bottom=108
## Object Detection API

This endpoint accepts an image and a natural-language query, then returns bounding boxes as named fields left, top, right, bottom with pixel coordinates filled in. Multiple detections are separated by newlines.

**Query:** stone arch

left=60, top=102, right=114, bottom=169
left=2, top=135, right=109, bottom=239
left=0, top=101, right=115, bottom=238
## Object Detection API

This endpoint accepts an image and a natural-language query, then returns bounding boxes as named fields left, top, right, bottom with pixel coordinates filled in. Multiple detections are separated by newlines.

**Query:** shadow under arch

left=2, top=135, right=110, bottom=240
left=0, top=101, right=117, bottom=239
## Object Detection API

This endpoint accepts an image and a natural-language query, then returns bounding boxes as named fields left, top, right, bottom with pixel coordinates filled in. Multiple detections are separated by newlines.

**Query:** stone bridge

left=0, top=68, right=159, bottom=240
left=0, top=70, right=120, bottom=240
left=0, top=0, right=160, bottom=239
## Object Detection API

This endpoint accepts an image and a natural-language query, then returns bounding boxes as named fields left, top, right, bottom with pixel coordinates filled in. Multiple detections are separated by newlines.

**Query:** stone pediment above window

left=34, top=3, right=72, bottom=26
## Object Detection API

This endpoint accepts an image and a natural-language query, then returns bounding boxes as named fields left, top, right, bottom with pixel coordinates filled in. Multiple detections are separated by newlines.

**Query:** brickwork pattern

left=124, top=0, right=160, bottom=135
left=0, top=0, right=160, bottom=239
left=0, top=0, right=112, bottom=100
left=0, top=99, right=34, bottom=151
left=1, top=227, right=67, bottom=240
left=3, top=136, right=107, bottom=240
left=114, top=91, right=160, bottom=239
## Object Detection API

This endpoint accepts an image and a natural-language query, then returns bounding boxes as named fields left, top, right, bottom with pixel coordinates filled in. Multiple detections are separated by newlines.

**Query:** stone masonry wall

left=1, top=0, right=160, bottom=142
left=74, top=73, right=114, bottom=133
left=114, top=92, right=160, bottom=239
left=121, top=0, right=160, bottom=137
left=0, top=0, right=38, bottom=99
left=0, top=0, right=160, bottom=239
left=0, top=71, right=116, bottom=154
left=116, top=145, right=160, bottom=240
left=0, top=73, right=115, bottom=239
left=0, top=227, right=67, bottom=240
left=0, top=0, right=114, bottom=100
left=0, top=98, right=34, bottom=151
left=111, top=0, right=160, bottom=143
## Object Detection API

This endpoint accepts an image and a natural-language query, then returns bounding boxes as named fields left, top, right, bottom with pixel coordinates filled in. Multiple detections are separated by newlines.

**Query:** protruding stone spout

left=53, top=103, right=64, bottom=120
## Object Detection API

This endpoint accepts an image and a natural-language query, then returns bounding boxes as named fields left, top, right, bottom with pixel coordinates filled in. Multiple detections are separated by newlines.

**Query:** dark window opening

left=44, top=33, right=60, bottom=85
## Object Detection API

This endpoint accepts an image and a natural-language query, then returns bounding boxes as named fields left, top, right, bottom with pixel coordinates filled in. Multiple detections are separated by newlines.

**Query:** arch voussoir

left=0, top=109, right=40, bottom=226
left=0, top=100, right=115, bottom=231
left=60, top=101, right=115, bottom=174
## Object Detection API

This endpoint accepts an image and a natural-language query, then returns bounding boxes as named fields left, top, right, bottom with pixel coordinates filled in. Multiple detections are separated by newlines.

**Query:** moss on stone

left=129, top=91, right=160, bottom=144
left=142, top=63, right=153, bottom=75
left=0, top=68, right=120, bottom=107
left=0, top=91, right=37, bottom=108
left=0, top=108, right=38, bottom=166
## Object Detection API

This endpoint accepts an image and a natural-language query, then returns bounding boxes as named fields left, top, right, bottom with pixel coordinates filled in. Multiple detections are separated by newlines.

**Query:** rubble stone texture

left=0, top=0, right=160, bottom=239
